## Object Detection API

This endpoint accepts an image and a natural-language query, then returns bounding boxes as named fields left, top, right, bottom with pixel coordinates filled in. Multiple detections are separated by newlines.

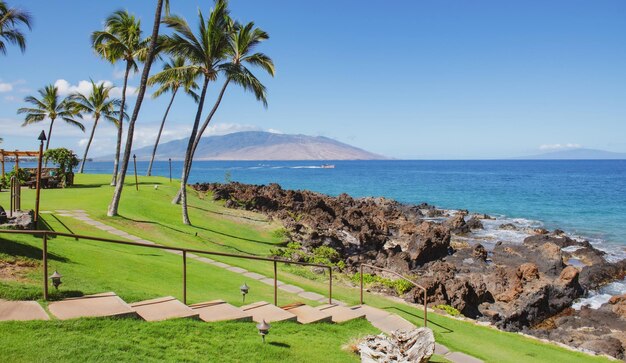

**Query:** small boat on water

left=320, top=164, right=335, bottom=169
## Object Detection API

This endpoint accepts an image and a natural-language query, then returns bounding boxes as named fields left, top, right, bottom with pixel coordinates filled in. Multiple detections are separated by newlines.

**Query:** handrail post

left=423, top=288, right=428, bottom=327
left=360, top=264, right=364, bottom=305
left=328, top=267, right=333, bottom=304
left=273, top=257, right=278, bottom=306
left=43, top=232, right=48, bottom=300
left=182, top=250, right=187, bottom=305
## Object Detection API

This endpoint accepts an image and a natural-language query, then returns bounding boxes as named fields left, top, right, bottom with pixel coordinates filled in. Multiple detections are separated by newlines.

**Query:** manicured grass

left=0, top=318, right=378, bottom=363
left=0, top=174, right=611, bottom=362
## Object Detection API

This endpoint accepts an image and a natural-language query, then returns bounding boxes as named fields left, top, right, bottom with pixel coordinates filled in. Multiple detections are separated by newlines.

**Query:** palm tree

left=146, top=57, right=199, bottom=176
left=71, top=81, right=124, bottom=173
left=171, top=19, right=274, bottom=207
left=189, top=20, right=274, bottom=173
left=159, top=0, right=231, bottom=225
left=108, top=0, right=168, bottom=217
left=92, top=10, right=146, bottom=186
left=17, top=84, right=84, bottom=150
left=0, top=1, right=32, bottom=55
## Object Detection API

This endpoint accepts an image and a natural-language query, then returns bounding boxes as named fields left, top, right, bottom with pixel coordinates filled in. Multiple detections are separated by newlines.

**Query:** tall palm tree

left=92, top=10, right=146, bottom=186
left=160, top=0, right=231, bottom=225
left=171, top=20, right=274, bottom=206
left=146, top=57, right=199, bottom=176
left=108, top=0, right=167, bottom=217
left=17, top=84, right=84, bottom=150
left=71, top=81, right=124, bottom=173
left=189, top=20, right=274, bottom=172
left=0, top=1, right=32, bottom=55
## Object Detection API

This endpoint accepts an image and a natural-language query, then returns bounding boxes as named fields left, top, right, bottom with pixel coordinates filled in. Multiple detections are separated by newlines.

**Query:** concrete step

left=130, top=296, right=199, bottom=322
left=351, top=305, right=415, bottom=333
left=315, top=304, right=366, bottom=323
left=241, top=301, right=297, bottom=323
left=190, top=300, right=252, bottom=322
left=0, top=300, right=49, bottom=321
left=48, top=292, right=137, bottom=320
left=282, top=303, right=333, bottom=324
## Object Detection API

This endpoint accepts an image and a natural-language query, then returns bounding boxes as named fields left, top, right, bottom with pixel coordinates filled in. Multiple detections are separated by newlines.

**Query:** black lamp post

left=34, top=130, right=46, bottom=224
left=49, top=270, right=62, bottom=290
left=240, top=282, right=249, bottom=303
left=256, top=319, right=270, bottom=343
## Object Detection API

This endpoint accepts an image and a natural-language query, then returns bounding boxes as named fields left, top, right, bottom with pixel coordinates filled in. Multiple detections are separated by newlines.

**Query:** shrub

left=311, top=246, right=341, bottom=265
left=434, top=304, right=460, bottom=316
left=43, top=148, right=79, bottom=187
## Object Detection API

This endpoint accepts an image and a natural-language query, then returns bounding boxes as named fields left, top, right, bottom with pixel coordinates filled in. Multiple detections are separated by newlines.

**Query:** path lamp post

left=34, top=130, right=46, bottom=224
left=240, top=282, right=249, bottom=303
left=256, top=319, right=270, bottom=343
left=49, top=270, right=62, bottom=290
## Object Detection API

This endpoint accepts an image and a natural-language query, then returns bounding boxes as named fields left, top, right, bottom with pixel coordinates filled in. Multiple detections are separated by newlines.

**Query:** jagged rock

left=473, top=244, right=488, bottom=261
left=466, top=217, right=484, bottom=230
left=498, top=223, right=518, bottom=231
left=0, top=205, right=7, bottom=224
left=358, top=328, right=435, bottom=363
left=444, top=214, right=469, bottom=234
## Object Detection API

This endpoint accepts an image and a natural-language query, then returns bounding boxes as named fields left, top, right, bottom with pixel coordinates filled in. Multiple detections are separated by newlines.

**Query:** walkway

left=51, top=209, right=483, bottom=363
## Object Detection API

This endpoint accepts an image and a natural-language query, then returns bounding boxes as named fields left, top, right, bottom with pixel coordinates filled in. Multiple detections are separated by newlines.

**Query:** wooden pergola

left=0, top=149, right=41, bottom=178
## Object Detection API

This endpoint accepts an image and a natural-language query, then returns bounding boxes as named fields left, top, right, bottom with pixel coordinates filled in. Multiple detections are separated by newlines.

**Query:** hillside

left=519, top=148, right=626, bottom=160
left=104, top=131, right=387, bottom=161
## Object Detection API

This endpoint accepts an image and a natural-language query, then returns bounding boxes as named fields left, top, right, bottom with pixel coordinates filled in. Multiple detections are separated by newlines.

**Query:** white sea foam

left=573, top=279, right=626, bottom=310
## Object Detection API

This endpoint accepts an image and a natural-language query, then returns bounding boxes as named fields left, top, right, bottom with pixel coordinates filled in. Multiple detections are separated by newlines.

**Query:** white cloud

left=267, top=128, right=283, bottom=134
left=0, top=83, right=13, bottom=92
left=539, top=143, right=583, bottom=150
left=54, top=79, right=137, bottom=98
left=4, top=95, right=19, bottom=102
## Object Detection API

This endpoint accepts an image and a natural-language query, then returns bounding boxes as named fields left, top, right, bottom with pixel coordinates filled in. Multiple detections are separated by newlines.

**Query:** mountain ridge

left=97, top=131, right=387, bottom=161
left=516, top=148, right=626, bottom=160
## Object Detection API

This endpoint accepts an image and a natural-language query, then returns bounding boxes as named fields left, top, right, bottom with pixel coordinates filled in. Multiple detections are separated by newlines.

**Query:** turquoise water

left=78, top=159, right=626, bottom=253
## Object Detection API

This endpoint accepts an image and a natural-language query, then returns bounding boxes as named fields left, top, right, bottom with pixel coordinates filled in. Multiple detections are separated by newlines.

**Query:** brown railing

left=359, top=263, right=428, bottom=327
left=0, top=229, right=333, bottom=306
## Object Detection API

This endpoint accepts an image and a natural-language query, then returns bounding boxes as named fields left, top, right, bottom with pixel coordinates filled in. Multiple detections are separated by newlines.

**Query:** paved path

left=55, top=209, right=483, bottom=363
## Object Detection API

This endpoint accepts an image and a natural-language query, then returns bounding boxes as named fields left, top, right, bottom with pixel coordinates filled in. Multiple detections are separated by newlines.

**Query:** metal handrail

left=359, top=263, right=428, bottom=327
left=0, top=229, right=333, bottom=305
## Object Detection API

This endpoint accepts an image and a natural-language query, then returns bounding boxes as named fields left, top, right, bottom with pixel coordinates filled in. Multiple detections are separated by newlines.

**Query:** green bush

left=311, top=246, right=341, bottom=265
left=434, top=304, right=461, bottom=316
left=351, top=272, right=415, bottom=295
left=43, top=148, right=79, bottom=187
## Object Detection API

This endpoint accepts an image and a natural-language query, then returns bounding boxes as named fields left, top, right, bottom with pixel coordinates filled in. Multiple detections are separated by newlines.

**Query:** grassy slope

left=0, top=174, right=608, bottom=363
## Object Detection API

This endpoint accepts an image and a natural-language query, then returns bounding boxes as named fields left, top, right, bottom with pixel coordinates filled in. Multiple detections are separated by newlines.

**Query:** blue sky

left=1, top=0, right=625, bottom=159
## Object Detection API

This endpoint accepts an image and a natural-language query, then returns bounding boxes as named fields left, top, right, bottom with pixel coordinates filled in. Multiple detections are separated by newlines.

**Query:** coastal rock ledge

left=194, top=182, right=626, bottom=359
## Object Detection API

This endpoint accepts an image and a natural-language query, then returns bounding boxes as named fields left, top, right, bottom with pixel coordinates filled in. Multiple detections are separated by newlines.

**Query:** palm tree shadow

left=188, top=204, right=268, bottom=223
left=384, top=306, right=453, bottom=334
left=116, top=215, right=263, bottom=256
left=0, top=236, right=69, bottom=262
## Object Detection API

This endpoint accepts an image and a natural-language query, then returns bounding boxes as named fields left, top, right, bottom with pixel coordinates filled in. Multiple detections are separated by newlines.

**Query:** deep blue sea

left=77, top=159, right=626, bottom=256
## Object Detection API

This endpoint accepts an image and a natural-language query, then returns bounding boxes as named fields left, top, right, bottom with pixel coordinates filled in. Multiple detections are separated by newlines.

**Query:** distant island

left=100, top=131, right=387, bottom=161
left=518, top=148, right=626, bottom=160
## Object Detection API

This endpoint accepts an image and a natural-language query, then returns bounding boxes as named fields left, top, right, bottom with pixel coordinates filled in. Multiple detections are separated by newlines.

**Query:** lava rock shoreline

left=193, top=181, right=626, bottom=359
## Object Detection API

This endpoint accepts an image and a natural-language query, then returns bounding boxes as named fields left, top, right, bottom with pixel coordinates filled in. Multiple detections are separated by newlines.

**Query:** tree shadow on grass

left=188, top=204, right=269, bottom=223
left=118, top=214, right=279, bottom=247
left=0, top=236, right=69, bottom=263
left=384, top=306, right=453, bottom=334
left=269, top=342, right=291, bottom=348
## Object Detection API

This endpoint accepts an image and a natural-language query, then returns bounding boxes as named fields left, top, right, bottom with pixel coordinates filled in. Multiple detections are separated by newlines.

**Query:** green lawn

left=0, top=174, right=608, bottom=362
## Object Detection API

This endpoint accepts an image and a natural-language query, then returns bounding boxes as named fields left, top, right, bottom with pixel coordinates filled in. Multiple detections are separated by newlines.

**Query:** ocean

left=80, top=159, right=626, bottom=253
left=17, top=159, right=626, bottom=304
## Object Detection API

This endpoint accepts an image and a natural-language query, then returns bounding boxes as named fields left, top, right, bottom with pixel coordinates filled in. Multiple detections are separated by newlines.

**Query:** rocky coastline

left=193, top=182, right=626, bottom=359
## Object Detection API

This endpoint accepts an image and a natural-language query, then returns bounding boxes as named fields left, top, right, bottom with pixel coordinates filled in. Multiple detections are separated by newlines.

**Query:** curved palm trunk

left=46, top=117, right=55, bottom=151
left=147, top=88, right=178, bottom=176
left=107, top=0, right=164, bottom=217
left=178, top=76, right=210, bottom=225
left=171, top=79, right=230, bottom=205
left=111, top=62, right=132, bottom=186
left=79, top=116, right=99, bottom=173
